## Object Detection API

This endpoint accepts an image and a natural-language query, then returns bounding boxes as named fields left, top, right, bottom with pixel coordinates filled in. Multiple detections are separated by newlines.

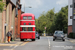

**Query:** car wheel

left=38, top=36, right=40, bottom=39
left=62, top=39, right=65, bottom=41
left=53, top=39, right=55, bottom=41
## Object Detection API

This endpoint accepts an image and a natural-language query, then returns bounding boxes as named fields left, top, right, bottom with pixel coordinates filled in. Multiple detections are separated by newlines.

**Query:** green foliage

left=0, top=1, right=5, bottom=12
left=68, top=32, right=73, bottom=38
left=35, top=6, right=68, bottom=35
left=0, top=0, right=2, bottom=1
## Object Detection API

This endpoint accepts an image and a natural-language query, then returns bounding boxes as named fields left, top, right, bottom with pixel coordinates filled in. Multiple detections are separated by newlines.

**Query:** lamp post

left=24, top=3, right=32, bottom=13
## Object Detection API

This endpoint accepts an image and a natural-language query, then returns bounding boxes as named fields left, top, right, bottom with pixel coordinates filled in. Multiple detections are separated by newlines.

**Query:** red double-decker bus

left=20, top=13, right=35, bottom=41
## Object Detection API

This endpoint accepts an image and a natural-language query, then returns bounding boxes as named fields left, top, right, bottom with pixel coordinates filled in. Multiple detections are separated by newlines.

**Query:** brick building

left=68, top=0, right=75, bottom=38
left=0, top=0, right=22, bottom=43
left=15, top=0, right=21, bottom=38
left=68, top=0, right=73, bottom=35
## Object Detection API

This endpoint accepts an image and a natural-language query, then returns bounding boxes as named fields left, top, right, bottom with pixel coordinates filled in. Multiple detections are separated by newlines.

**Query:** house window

left=70, top=5, right=73, bottom=8
left=74, top=3, right=75, bottom=8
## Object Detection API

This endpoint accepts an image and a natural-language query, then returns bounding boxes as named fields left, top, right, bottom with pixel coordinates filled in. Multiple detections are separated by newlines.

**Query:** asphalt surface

left=0, top=36, right=75, bottom=50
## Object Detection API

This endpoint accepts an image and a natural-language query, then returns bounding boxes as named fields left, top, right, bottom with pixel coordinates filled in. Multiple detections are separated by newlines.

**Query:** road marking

left=16, top=42, right=23, bottom=45
left=20, top=42, right=29, bottom=46
left=10, top=45, right=13, bottom=47
left=13, top=45, right=18, bottom=49
left=0, top=44, right=17, bottom=46
left=47, top=37, right=50, bottom=49
left=0, top=42, right=23, bottom=47
left=48, top=39, right=50, bottom=48
left=3, top=49, right=14, bottom=50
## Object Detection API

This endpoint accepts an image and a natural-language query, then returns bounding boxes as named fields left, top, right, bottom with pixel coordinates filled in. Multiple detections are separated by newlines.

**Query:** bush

left=68, top=32, right=73, bottom=38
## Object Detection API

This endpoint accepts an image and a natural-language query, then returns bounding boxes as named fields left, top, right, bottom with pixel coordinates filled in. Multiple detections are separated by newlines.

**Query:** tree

left=35, top=6, right=68, bottom=35
left=0, top=0, right=5, bottom=12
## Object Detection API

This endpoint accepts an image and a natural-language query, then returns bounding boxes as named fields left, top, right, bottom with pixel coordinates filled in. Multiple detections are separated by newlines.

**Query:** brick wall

left=68, top=25, right=72, bottom=35
left=15, top=17, right=18, bottom=38
left=17, top=9, right=21, bottom=38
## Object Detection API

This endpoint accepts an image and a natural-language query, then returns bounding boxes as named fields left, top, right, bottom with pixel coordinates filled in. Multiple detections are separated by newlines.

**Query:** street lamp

left=24, top=3, right=32, bottom=13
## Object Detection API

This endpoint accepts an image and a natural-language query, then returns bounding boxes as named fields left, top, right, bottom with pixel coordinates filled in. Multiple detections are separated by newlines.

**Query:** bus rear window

left=28, top=16, right=32, bottom=19
left=23, top=16, right=27, bottom=19
left=28, top=27, right=33, bottom=31
left=22, top=27, right=27, bottom=31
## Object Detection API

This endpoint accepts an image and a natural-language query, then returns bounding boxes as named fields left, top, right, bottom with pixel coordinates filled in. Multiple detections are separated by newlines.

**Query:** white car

left=53, top=31, right=65, bottom=41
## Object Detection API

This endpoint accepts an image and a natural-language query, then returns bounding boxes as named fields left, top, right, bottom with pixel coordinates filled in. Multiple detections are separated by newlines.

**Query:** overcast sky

left=20, top=0, right=68, bottom=19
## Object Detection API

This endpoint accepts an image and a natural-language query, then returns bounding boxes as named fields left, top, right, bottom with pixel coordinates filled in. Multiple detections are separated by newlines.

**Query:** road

left=0, top=36, right=75, bottom=50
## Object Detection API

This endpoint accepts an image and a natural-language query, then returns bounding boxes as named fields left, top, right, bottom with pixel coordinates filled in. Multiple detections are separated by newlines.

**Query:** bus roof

left=21, top=13, right=35, bottom=16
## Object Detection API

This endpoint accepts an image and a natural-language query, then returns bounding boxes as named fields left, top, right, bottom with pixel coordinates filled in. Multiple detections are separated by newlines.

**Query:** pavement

left=0, top=39, right=23, bottom=46
left=64, top=34, right=75, bottom=44
left=65, top=37, right=75, bottom=44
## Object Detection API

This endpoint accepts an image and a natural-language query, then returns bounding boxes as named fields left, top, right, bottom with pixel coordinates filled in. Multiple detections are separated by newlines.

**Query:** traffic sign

left=45, top=27, right=46, bottom=29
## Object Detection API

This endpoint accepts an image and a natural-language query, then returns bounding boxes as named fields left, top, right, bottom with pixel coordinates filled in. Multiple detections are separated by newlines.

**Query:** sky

left=20, top=0, right=68, bottom=19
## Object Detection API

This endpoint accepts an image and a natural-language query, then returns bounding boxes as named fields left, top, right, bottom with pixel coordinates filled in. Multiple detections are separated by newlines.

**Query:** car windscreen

left=36, top=32, right=38, bottom=34
left=55, top=31, right=63, bottom=34
left=58, top=31, right=63, bottom=34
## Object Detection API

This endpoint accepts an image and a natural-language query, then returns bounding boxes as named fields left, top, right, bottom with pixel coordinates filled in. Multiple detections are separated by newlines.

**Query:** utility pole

left=24, top=3, right=25, bottom=13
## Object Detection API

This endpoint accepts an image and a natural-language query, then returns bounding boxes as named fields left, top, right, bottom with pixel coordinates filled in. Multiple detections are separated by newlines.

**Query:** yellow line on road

left=3, top=49, right=14, bottom=50
left=20, top=42, right=29, bottom=46
left=16, top=42, right=23, bottom=45
left=0, top=44, right=17, bottom=46
left=0, top=42, right=23, bottom=46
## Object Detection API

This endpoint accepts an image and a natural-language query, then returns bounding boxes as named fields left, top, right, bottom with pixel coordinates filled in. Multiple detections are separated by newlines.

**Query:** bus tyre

left=20, top=39, right=24, bottom=41
left=32, top=39, right=35, bottom=41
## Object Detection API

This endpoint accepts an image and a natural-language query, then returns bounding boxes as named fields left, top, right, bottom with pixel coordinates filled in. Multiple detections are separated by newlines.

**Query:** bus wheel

left=20, top=39, right=24, bottom=41
left=32, top=39, right=35, bottom=41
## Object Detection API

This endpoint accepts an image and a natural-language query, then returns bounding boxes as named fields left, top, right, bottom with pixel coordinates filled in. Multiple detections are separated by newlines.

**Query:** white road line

left=47, top=37, right=50, bottom=49
left=3, top=49, right=14, bottom=50
left=13, top=45, right=18, bottom=49
left=10, top=45, right=13, bottom=47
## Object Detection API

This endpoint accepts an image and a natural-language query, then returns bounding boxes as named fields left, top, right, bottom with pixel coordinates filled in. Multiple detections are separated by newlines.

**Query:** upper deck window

left=28, top=16, right=32, bottom=19
left=23, top=16, right=27, bottom=19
